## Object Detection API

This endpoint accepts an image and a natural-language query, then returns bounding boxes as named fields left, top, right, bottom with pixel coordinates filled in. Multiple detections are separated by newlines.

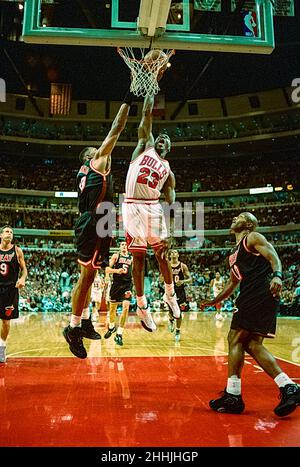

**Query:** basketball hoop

left=117, top=47, right=175, bottom=97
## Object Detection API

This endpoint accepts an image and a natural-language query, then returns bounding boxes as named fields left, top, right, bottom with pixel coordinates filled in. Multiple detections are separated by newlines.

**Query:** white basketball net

left=117, top=47, right=175, bottom=97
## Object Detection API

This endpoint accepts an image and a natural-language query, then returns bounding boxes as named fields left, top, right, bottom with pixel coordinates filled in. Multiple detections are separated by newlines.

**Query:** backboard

left=22, top=0, right=275, bottom=54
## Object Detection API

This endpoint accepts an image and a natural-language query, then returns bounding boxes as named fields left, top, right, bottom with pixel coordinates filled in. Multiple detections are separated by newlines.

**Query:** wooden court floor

left=0, top=312, right=300, bottom=447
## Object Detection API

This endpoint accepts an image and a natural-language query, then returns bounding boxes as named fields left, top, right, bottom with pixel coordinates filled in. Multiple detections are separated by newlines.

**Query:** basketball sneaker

left=63, top=325, right=87, bottom=359
left=209, top=389, right=245, bottom=414
left=137, top=305, right=157, bottom=332
left=81, top=318, right=101, bottom=340
left=104, top=326, right=116, bottom=339
left=168, top=319, right=175, bottom=333
left=114, top=334, right=123, bottom=346
left=163, top=293, right=181, bottom=319
left=175, top=330, right=181, bottom=342
left=274, top=384, right=300, bottom=417
left=0, top=345, right=6, bottom=363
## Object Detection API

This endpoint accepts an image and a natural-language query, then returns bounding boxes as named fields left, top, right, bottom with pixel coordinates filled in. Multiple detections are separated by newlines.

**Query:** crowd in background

left=1, top=108, right=300, bottom=143
left=0, top=149, right=298, bottom=316
left=0, top=151, right=299, bottom=192
left=19, top=247, right=300, bottom=317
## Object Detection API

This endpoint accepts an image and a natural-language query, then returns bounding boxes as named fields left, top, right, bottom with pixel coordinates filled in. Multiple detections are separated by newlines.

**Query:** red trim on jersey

left=90, top=160, right=111, bottom=177
left=125, top=197, right=159, bottom=201
left=152, top=241, right=166, bottom=251
left=128, top=247, right=147, bottom=253
left=78, top=258, right=91, bottom=266
left=124, top=197, right=159, bottom=205
left=78, top=258, right=101, bottom=270
left=125, top=231, right=147, bottom=253
left=243, top=236, right=260, bottom=256
left=130, top=146, right=169, bottom=164
left=91, top=247, right=101, bottom=269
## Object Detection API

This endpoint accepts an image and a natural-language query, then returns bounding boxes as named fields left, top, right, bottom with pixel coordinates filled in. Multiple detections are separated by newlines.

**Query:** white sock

left=81, top=308, right=90, bottom=320
left=164, top=283, right=175, bottom=296
left=274, top=372, right=295, bottom=388
left=137, top=295, right=147, bottom=308
left=109, top=322, right=115, bottom=330
left=70, top=314, right=81, bottom=328
left=226, top=375, right=241, bottom=395
left=117, top=326, right=124, bottom=335
left=0, top=338, right=6, bottom=347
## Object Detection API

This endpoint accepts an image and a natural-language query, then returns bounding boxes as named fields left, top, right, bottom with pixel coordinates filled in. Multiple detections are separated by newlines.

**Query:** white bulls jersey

left=91, top=275, right=103, bottom=302
left=212, top=277, right=224, bottom=297
left=125, top=147, right=170, bottom=202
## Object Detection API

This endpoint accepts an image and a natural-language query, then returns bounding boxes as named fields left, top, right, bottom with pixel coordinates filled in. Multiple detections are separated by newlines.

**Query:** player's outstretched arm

left=200, top=271, right=239, bottom=310
left=131, top=95, right=155, bottom=162
left=94, top=102, right=131, bottom=161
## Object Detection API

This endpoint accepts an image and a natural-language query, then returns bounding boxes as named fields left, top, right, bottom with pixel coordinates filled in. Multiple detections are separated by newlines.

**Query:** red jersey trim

left=90, top=159, right=111, bottom=177
left=130, top=146, right=169, bottom=165
left=243, top=236, right=260, bottom=256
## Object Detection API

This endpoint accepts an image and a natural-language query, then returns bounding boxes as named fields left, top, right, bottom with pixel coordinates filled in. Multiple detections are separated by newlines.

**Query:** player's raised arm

left=94, top=103, right=131, bottom=161
left=131, top=95, right=155, bottom=162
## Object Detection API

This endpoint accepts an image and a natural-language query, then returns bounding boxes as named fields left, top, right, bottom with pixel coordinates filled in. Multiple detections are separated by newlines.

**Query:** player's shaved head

left=240, top=212, right=259, bottom=230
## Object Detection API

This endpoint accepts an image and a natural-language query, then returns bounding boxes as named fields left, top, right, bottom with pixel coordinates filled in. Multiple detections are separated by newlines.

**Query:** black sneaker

left=274, top=384, right=300, bottom=417
left=114, top=334, right=123, bottom=346
left=104, top=326, right=116, bottom=339
left=209, top=389, right=245, bottom=414
left=81, top=319, right=101, bottom=340
left=63, top=325, right=87, bottom=359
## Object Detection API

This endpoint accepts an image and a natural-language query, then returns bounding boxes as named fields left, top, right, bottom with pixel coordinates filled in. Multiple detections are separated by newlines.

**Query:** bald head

left=240, top=212, right=259, bottom=231
left=230, top=212, right=258, bottom=234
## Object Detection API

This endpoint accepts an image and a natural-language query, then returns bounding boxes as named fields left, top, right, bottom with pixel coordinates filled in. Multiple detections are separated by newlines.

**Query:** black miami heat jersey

left=77, top=159, right=113, bottom=214
left=0, top=245, right=20, bottom=287
left=171, top=262, right=185, bottom=291
left=229, top=235, right=273, bottom=309
left=171, top=262, right=187, bottom=305
left=112, top=254, right=133, bottom=287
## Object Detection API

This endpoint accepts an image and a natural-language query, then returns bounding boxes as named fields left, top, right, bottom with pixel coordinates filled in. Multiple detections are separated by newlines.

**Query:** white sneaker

left=168, top=319, right=175, bottom=333
left=137, top=306, right=157, bottom=332
left=0, top=345, right=6, bottom=363
left=163, top=293, right=181, bottom=319
left=175, top=331, right=181, bottom=342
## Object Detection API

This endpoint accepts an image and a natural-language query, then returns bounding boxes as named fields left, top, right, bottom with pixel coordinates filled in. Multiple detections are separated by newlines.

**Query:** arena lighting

left=275, top=187, right=283, bottom=192
left=249, top=186, right=274, bottom=194
left=287, top=184, right=294, bottom=191
left=55, top=192, right=78, bottom=198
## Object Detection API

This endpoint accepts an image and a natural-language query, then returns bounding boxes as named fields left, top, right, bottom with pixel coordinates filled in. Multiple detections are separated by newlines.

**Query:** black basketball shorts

left=0, top=285, right=19, bottom=320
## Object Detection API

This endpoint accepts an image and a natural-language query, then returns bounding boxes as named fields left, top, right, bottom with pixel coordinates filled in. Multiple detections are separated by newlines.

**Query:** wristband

left=273, top=271, right=283, bottom=279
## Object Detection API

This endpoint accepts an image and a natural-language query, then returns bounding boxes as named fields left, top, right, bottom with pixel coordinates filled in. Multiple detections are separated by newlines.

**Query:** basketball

left=144, top=49, right=167, bottom=63
left=144, top=49, right=168, bottom=80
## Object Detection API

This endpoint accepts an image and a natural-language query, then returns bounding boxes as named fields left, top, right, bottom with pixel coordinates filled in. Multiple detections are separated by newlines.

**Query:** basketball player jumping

left=0, top=226, right=27, bottom=363
left=63, top=87, right=135, bottom=359
left=122, top=94, right=181, bottom=333
left=200, top=212, right=300, bottom=417
left=104, top=240, right=133, bottom=346
left=168, top=249, right=192, bottom=342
